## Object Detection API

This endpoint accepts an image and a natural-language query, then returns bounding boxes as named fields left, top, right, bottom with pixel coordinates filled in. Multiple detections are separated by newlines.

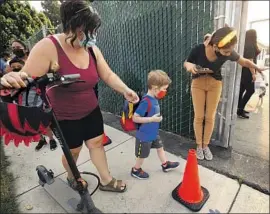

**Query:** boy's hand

left=151, top=113, right=163, bottom=123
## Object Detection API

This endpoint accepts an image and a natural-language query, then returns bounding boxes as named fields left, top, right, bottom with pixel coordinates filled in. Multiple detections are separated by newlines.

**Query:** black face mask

left=13, top=68, right=22, bottom=72
left=215, top=50, right=223, bottom=58
left=12, top=49, right=25, bottom=58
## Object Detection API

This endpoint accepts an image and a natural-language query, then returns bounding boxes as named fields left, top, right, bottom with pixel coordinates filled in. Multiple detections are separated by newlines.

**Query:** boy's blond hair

left=147, top=70, right=172, bottom=89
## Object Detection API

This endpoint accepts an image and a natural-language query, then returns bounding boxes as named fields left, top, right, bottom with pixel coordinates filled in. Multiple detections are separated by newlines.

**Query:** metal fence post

left=213, top=0, right=226, bottom=146
left=228, top=1, right=249, bottom=147
left=217, top=1, right=248, bottom=148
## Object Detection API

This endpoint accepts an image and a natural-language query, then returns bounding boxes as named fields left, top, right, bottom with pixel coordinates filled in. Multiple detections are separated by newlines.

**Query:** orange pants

left=191, top=75, right=222, bottom=146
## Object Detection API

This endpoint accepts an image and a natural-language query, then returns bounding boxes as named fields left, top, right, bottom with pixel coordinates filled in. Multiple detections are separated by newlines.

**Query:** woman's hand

left=93, top=46, right=140, bottom=103
left=123, top=87, right=139, bottom=104
left=257, top=66, right=269, bottom=73
left=0, top=71, right=28, bottom=89
left=238, top=57, right=269, bottom=73
left=252, top=73, right=256, bottom=82
left=184, top=62, right=198, bottom=74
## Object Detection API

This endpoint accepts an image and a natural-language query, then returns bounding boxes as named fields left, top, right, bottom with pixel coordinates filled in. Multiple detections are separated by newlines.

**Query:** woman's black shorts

left=58, top=106, right=104, bottom=149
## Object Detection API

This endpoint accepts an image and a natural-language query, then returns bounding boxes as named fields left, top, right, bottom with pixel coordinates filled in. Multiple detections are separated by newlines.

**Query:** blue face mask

left=79, top=33, right=97, bottom=47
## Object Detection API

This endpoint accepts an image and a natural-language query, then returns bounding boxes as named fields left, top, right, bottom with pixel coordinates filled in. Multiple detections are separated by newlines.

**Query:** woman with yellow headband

left=184, top=26, right=268, bottom=161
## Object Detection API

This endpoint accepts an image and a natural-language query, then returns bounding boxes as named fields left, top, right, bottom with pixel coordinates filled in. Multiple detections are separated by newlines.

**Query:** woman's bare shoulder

left=22, top=36, right=58, bottom=76
left=31, top=36, right=56, bottom=54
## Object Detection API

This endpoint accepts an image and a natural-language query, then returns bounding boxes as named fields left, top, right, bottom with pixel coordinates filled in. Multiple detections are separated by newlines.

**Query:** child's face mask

left=12, top=67, right=22, bottom=72
left=12, top=48, right=25, bottom=58
left=155, top=85, right=168, bottom=99
left=156, top=90, right=167, bottom=99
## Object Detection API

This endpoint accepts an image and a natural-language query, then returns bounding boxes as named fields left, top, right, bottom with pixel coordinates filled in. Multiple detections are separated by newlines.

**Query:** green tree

left=0, top=0, right=53, bottom=52
left=41, top=0, right=61, bottom=27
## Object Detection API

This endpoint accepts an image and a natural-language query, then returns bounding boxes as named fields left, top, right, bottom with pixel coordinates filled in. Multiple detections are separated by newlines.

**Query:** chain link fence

left=25, top=27, right=45, bottom=50
left=92, top=1, right=216, bottom=139
left=25, top=26, right=57, bottom=50
left=24, top=1, right=218, bottom=140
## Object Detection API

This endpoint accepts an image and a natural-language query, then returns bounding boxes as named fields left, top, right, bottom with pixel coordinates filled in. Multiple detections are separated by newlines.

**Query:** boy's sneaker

left=35, top=137, right=47, bottom=151
left=162, top=161, right=179, bottom=172
left=131, top=168, right=149, bottom=179
left=49, top=139, right=57, bottom=151
left=196, top=147, right=204, bottom=160
left=203, top=146, right=213, bottom=161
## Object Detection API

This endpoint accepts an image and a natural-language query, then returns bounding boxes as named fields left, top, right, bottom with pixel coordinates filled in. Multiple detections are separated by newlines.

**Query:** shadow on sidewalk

left=102, top=111, right=270, bottom=195
left=0, top=139, right=20, bottom=213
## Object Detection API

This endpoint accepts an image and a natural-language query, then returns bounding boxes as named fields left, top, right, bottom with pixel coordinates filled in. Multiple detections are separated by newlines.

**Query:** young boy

left=131, top=70, right=179, bottom=179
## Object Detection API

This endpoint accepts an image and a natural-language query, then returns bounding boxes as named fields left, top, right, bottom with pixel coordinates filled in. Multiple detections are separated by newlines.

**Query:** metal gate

left=211, top=1, right=248, bottom=148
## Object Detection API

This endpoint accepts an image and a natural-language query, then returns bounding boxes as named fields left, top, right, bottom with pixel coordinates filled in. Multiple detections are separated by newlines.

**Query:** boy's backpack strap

left=137, top=97, right=152, bottom=130
left=143, top=97, right=152, bottom=116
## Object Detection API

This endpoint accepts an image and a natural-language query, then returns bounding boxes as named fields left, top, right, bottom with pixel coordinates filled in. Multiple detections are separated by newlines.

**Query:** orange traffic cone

left=102, top=133, right=112, bottom=147
left=172, top=149, right=209, bottom=212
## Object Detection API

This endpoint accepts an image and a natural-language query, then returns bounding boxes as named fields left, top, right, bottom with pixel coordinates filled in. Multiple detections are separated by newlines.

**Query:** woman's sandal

left=99, top=177, right=127, bottom=193
left=67, top=177, right=88, bottom=191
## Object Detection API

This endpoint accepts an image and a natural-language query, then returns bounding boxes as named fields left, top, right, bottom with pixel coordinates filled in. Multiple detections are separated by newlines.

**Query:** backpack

left=120, top=95, right=152, bottom=132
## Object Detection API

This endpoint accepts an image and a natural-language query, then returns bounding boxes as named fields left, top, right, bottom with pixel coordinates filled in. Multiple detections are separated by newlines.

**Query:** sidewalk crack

left=228, top=184, right=242, bottom=213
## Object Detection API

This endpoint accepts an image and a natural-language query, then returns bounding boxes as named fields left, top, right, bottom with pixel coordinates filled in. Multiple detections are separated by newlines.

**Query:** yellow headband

left=218, top=30, right=237, bottom=48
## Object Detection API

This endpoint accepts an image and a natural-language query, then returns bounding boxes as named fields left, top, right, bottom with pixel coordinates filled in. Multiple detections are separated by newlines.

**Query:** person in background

left=4, top=40, right=30, bottom=73
left=184, top=27, right=268, bottom=161
left=10, top=40, right=58, bottom=151
left=11, top=39, right=29, bottom=61
left=35, top=131, right=57, bottom=151
left=0, top=52, right=11, bottom=76
left=9, top=57, right=25, bottom=72
left=0, top=55, right=18, bottom=103
left=237, top=29, right=262, bottom=119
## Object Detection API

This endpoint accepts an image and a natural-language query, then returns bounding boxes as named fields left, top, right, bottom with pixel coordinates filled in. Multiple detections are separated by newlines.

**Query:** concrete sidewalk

left=4, top=125, right=269, bottom=213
